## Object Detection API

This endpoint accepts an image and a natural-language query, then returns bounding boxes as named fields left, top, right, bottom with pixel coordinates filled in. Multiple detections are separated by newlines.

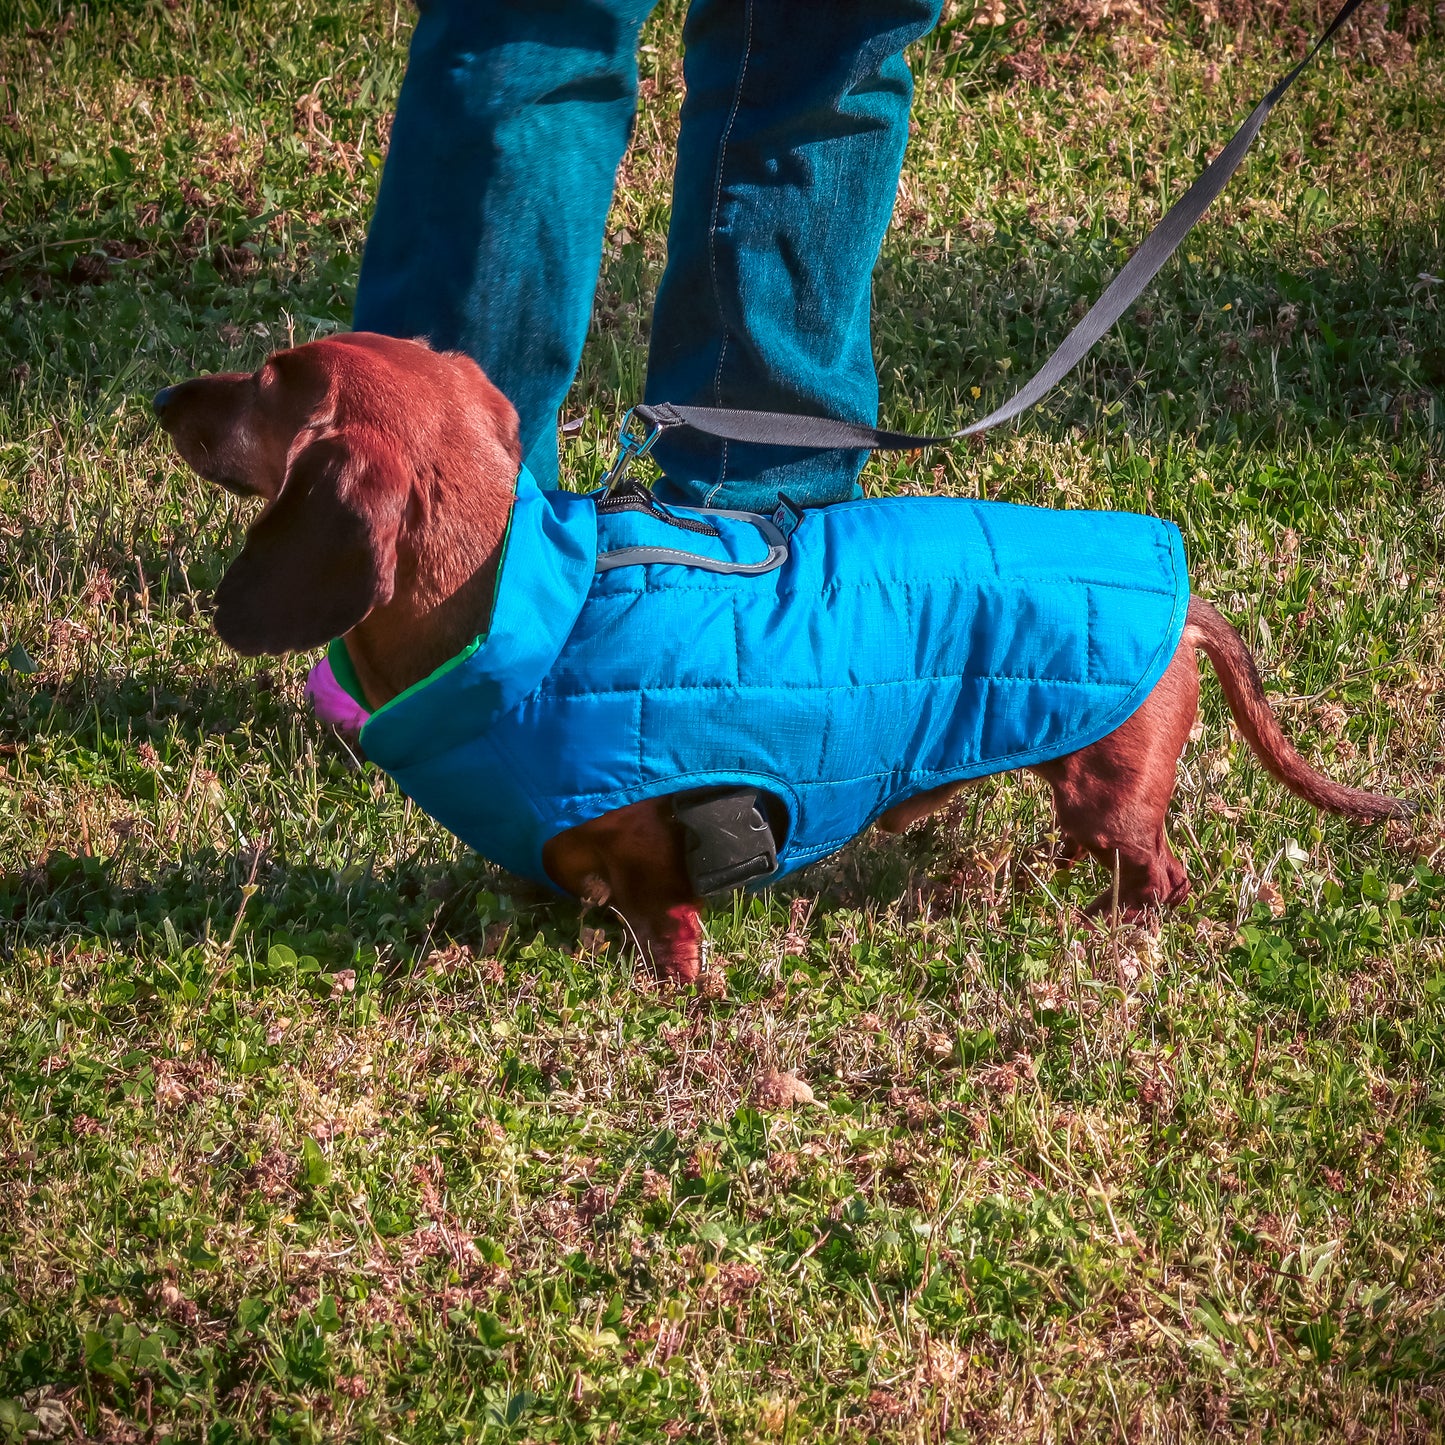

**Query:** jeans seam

left=707, top=0, right=754, bottom=492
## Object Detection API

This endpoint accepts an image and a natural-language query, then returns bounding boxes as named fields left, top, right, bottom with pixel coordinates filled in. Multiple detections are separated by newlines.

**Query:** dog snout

left=152, top=385, right=177, bottom=424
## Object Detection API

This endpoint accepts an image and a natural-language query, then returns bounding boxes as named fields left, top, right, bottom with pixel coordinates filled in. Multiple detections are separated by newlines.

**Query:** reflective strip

left=595, top=508, right=789, bottom=576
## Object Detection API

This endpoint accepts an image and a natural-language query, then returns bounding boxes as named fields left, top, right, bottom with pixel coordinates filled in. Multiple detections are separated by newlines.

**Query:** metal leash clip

left=599, top=407, right=662, bottom=497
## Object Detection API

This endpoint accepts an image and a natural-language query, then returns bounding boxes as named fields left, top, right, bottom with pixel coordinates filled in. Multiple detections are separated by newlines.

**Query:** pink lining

left=306, top=656, right=371, bottom=734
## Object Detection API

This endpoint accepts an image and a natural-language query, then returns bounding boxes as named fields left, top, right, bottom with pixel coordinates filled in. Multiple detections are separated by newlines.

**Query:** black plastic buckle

left=673, top=787, right=778, bottom=896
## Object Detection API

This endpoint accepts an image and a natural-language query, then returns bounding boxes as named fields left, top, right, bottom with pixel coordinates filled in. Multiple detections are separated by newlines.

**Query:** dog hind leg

left=1030, top=640, right=1200, bottom=920
left=875, top=780, right=974, bottom=834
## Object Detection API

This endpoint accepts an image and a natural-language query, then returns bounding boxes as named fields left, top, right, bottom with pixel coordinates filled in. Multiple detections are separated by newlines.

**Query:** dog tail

left=1187, top=598, right=1413, bottom=823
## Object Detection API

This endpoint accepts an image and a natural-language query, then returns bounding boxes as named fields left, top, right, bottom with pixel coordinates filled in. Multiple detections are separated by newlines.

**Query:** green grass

left=2, top=0, right=1443, bottom=1439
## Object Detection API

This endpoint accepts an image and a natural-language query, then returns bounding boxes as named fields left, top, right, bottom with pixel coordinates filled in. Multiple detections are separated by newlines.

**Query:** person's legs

left=354, top=0, right=655, bottom=488
left=645, top=0, right=944, bottom=513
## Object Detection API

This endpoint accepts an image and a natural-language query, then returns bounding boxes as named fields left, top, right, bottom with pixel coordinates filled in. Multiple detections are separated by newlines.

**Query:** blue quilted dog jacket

left=333, top=466, right=1189, bottom=891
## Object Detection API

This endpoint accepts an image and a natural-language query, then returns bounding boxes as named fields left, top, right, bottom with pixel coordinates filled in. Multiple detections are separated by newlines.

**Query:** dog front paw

left=626, top=902, right=704, bottom=985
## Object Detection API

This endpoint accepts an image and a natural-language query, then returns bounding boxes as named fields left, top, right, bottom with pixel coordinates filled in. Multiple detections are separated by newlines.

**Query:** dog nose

left=152, top=386, right=176, bottom=419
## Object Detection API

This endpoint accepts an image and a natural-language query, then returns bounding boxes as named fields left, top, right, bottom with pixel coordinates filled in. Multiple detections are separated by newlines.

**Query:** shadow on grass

left=871, top=214, right=1443, bottom=456
left=0, top=829, right=543, bottom=972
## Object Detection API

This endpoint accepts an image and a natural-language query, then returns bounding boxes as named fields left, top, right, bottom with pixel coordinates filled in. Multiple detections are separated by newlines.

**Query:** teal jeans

left=354, top=0, right=944, bottom=512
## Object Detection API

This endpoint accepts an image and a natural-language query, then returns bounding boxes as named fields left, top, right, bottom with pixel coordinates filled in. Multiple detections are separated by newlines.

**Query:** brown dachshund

left=154, top=333, right=1411, bottom=980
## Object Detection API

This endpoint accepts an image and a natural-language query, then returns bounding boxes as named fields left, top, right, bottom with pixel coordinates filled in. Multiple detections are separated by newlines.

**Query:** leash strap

left=632, top=0, right=1368, bottom=455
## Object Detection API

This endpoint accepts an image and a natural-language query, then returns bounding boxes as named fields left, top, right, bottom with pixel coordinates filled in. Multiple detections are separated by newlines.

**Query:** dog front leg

left=543, top=799, right=706, bottom=983
left=619, top=900, right=706, bottom=984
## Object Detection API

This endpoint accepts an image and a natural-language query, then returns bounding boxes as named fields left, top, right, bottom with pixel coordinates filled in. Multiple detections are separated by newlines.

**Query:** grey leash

left=618, top=0, right=1368, bottom=465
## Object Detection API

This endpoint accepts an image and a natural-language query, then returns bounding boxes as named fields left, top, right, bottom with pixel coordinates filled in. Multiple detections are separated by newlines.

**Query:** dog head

left=154, top=332, right=519, bottom=656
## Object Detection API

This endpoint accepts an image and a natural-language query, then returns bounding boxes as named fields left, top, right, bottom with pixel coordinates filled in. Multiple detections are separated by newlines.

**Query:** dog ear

left=213, top=434, right=405, bottom=656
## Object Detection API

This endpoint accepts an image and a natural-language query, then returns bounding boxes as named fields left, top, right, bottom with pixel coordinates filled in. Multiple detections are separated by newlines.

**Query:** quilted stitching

left=366, top=474, right=1191, bottom=891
